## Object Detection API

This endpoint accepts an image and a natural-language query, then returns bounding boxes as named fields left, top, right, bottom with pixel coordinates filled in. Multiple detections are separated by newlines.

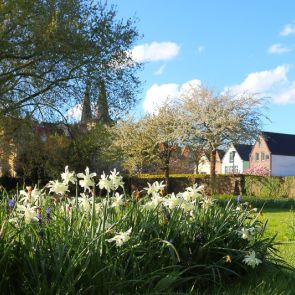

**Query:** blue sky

left=109, top=0, right=295, bottom=134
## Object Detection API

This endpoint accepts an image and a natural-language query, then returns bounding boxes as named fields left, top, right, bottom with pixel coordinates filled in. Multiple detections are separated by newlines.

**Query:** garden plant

left=0, top=167, right=289, bottom=294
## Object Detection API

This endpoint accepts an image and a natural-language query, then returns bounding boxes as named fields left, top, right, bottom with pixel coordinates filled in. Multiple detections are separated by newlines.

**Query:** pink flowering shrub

left=244, top=165, right=270, bottom=176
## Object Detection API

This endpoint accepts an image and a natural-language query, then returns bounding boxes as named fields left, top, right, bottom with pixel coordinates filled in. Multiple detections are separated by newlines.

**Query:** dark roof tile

left=233, top=144, right=253, bottom=161
left=262, top=131, right=295, bottom=156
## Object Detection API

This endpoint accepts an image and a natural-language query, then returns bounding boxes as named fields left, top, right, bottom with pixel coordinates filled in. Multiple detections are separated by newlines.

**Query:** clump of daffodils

left=5, top=166, right=275, bottom=282
left=98, top=169, right=124, bottom=193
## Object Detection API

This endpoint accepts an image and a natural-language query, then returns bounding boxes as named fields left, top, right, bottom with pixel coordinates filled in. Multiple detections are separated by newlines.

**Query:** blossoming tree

left=180, top=86, right=266, bottom=178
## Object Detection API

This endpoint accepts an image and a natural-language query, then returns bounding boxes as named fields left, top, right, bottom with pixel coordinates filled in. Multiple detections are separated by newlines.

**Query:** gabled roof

left=217, top=149, right=225, bottom=160
left=261, top=131, right=295, bottom=156
left=202, top=149, right=225, bottom=161
left=233, top=144, right=253, bottom=161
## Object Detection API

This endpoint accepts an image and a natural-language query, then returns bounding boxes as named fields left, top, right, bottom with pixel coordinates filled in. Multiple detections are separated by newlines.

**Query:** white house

left=197, top=150, right=224, bottom=174
left=222, top=144, right=252, bottom=174
left=198, top=154, right=210, bottom=174
left=249, top=131, right=295, bottom=176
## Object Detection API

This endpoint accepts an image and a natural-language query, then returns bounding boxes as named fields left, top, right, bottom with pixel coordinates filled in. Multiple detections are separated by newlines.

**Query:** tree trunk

left=210, top=148, right=217, bottom=194
left=161, top=142, right=171, bottom=195
left=164, top=153, right=170, bottom=195
left=210, top=148, right=217, bottom=177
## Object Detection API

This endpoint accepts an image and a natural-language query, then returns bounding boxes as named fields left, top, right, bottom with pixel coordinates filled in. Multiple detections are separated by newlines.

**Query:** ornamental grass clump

left=0, top=167, right=289, bottom=294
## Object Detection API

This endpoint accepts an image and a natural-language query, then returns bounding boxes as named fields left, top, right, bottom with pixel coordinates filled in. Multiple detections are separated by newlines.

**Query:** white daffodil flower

left=185, top=184, right=204, bottom=201
left=142, top=193, right=164, bottom=210
left=78, top=193, right=92, bottom=211
left=163, top=193, right=181, bottom=210
left=47, top=180, right=69, bottom=195
left=243, top=251, right=262, bottom=268
left=144, top=181, right=165, bottom=196
left=180, top=200, right=195, bottom=213
left=111, top=192, right=124, bottom=208
left=16, top=204, right=38, bottom=224
left=98, top=172, right=112, bottom=193
left=61, top=166, right=76, bottom=185
left=181, top=191, right=191, bottom=202
left=238, top=227, right=255, bottom=241
left=95, top=202, right=104, bottom=213
left=107, top=228, right=132, bottom=247
left=77, top=167, right=97, bottom=192
left=200, top=196, right=215, bottom=209
left=109, top=169, right=124, bottom=191
left=19, top=186, right=44, bottom=204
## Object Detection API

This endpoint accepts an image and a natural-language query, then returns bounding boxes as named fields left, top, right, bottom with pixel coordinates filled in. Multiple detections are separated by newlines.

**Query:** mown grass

left=206, top=209, right=295, bottom=295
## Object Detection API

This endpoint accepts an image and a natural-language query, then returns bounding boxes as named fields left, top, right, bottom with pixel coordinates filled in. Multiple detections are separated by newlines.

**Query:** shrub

left=0, top=168, right=288, bottom=294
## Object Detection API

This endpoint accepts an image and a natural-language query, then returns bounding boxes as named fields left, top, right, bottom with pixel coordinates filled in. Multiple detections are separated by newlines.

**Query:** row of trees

left=0, top=117, right=113, bottom=182
left=0, top=85, right=265, bottom=187
left=112, top=86, right=266, bottom=190
left=0, top=0, right=140, bottom=181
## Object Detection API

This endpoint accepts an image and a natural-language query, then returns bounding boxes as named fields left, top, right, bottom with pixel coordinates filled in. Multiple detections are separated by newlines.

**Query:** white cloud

left=143, top=79, right=201, bottom=114
left=280, top=22, right=295, bottom=36
left=197, top=46, right=205, bottom=54
left=66, top=104, right=82, bottom=121
left=143, top=83, right=179, bottom=113
left=131, top=41, right=180, bottom=62
left=225, top=65, right=295, bottom=104
left=273, top=81, right=295, bottom=104
left=154, top=64, right=166, bottom=76
left=268, top=43, right=292, bottom=54
left=225, top=65, right=289, bottom=94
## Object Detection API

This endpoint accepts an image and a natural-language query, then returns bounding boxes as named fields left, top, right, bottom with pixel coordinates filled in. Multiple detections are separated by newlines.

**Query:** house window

left=229, top=151, right=236, bottom=163
left=255, top=153, right=259, bottom=161
left=266, top=154, right=270, bottom=160
left=261, top=152, right=265, bottom=161
left=225, top=166, right=239, bottom=174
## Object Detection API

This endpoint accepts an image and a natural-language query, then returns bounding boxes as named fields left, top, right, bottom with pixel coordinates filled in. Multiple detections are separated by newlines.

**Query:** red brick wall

left=249, top=135, right=271, bottom=173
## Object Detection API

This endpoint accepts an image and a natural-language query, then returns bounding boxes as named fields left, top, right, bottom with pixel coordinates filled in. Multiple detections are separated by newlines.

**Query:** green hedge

left=215, top=194, right=295, bottom=209
left=129, top=174, right=295, bottom=199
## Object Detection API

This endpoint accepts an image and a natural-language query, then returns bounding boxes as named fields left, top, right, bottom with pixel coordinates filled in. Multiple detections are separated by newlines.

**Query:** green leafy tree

left=0, top=0, right=141, bottom=120
left=67, top=123, right=115, bottom=175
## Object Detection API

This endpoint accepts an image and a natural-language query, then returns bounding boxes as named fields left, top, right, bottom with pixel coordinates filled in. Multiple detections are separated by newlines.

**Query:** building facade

left=222, top=144, right=252, bottom=174
left=249, top=131, right=295, bottom=176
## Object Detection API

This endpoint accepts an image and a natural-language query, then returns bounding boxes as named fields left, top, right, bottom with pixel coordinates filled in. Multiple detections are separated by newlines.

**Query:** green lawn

left=183, top=209, right=295, bottom=295
left=217, top=209, right=295, bottom=295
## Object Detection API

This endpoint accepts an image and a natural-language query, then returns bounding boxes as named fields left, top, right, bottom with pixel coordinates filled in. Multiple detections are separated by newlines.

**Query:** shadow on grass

left=144, top=266, right=295, bottom=295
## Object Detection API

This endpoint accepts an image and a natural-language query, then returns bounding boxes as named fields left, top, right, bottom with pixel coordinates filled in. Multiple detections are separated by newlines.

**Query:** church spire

left=81, top=82, right=92, bottom=124
left=96, top=79, right=112, bottom=124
